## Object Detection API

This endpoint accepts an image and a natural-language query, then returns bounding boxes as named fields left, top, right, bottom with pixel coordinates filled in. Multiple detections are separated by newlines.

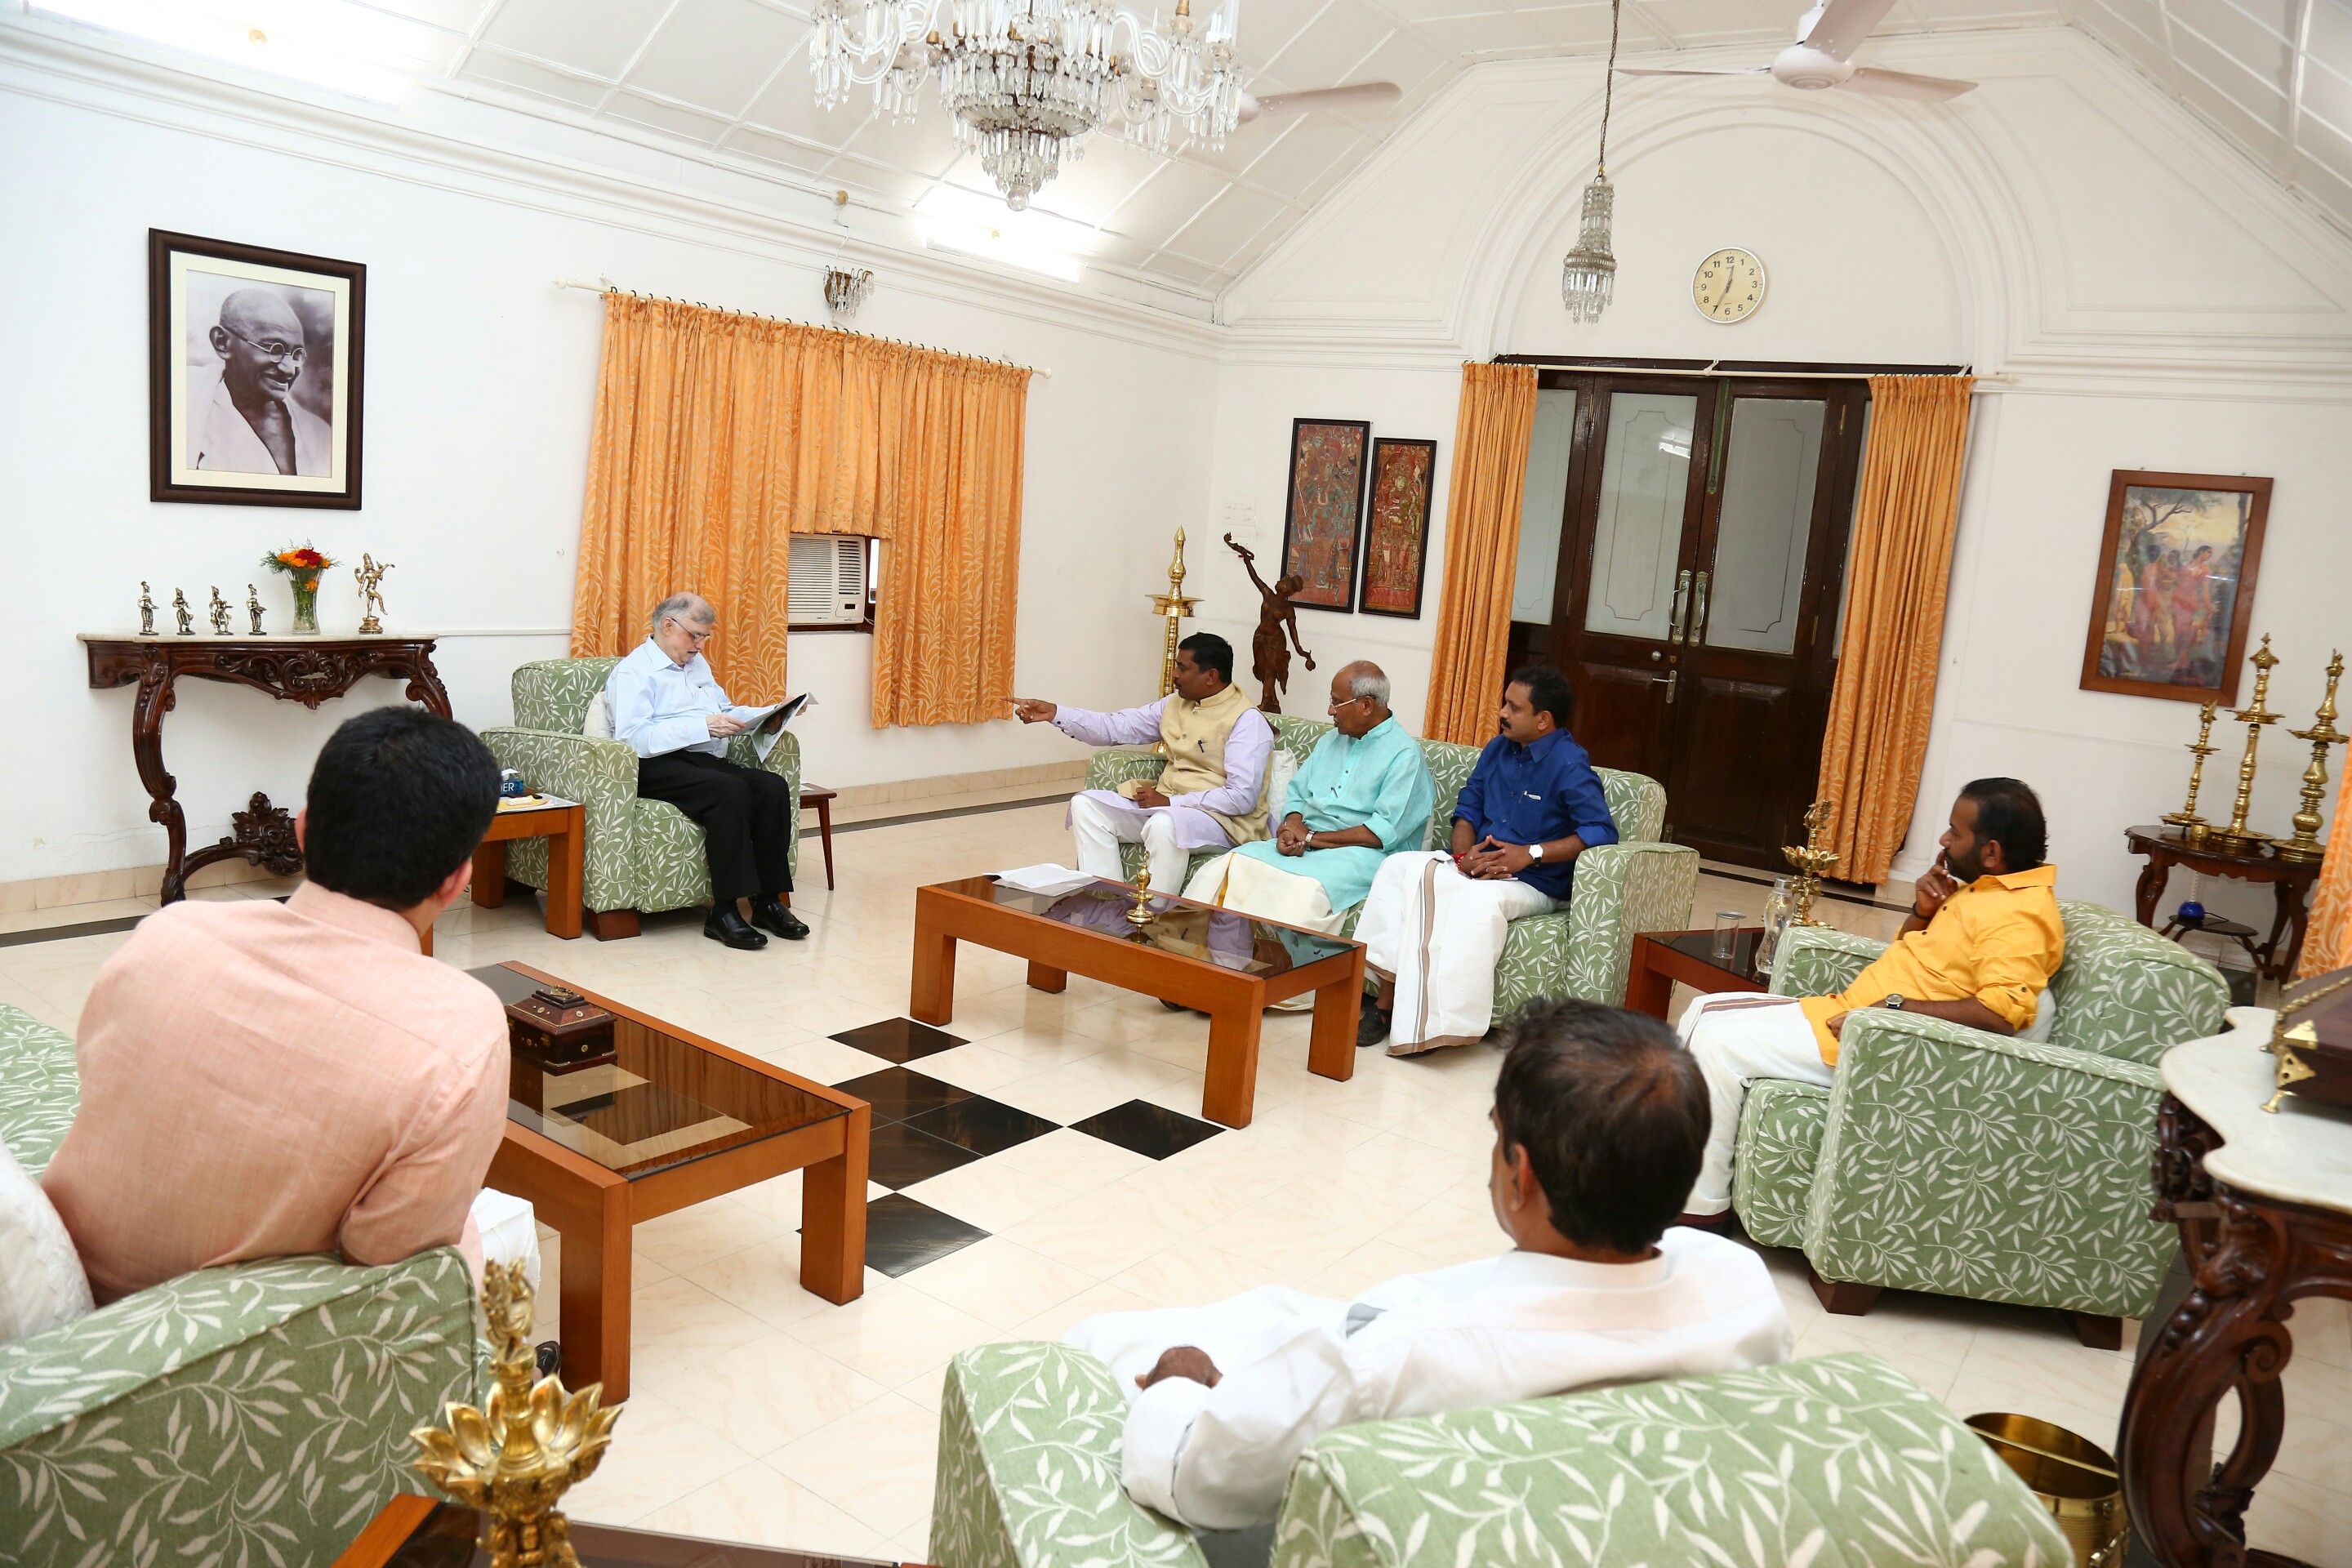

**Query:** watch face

left=1695, top=248, right=1766, bottom=323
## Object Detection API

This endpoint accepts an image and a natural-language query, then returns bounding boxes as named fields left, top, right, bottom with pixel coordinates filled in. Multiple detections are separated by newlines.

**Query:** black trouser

left=636, top=750, right=795, bottom=905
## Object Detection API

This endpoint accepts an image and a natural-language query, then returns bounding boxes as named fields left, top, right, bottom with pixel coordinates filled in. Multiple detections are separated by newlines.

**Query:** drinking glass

left=1712, top=911, right=1741, bottom=965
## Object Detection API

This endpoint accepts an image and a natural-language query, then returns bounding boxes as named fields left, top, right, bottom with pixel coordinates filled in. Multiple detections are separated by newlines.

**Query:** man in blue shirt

left=1356, top=667, right=1617, bottom=1055
left=605, top=593, right=804, bottom=950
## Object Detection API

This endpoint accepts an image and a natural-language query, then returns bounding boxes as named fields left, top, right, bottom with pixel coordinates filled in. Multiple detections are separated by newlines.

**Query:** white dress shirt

left=1064, top=1230, right=1793, bottom=1531
left=605, top=637, right=768, bottom=760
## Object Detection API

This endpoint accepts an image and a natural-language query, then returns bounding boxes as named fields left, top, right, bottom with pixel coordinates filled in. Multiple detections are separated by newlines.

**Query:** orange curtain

left=1423, top=363, right=1539, bottom=745
left=570, top=294, right=1027, bottom=726
left=1815, top=375, right=1976, bottom=885
left=2300, top=764, right=2352, bottom=978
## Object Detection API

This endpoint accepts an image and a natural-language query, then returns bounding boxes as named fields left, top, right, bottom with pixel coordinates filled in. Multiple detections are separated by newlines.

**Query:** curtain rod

left=1503, top=357, right=2016, bottom=385
left=553, top=276, right=1053, bottom=380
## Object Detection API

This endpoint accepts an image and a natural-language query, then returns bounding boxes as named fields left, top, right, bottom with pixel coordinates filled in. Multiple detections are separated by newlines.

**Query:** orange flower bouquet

left=261, top=543, right=336, bottom=635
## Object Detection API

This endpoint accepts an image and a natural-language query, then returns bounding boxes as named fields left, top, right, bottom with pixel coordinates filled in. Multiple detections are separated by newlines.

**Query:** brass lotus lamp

left=2209, top=636, right=2283, bottom=853
left=1147, top=528, right=1200, bottom=698
left=1126, top=866, right=1158, bottom=928
left=2161, top=699, right=2221, bottom=843
left=1782, top=800, right=1840, bottom=928
left=2275, top=650, right=2344, bottom=864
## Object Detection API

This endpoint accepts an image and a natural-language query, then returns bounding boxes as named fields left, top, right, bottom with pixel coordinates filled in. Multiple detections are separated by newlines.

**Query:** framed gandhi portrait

left=149, top=230, right=364, bottom=508
left=2079, top=470, right=2270, bottom=704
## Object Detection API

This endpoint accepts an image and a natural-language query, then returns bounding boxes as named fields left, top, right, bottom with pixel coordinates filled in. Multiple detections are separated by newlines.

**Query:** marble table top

left=2162, top=1024, right=2352, bottom=1215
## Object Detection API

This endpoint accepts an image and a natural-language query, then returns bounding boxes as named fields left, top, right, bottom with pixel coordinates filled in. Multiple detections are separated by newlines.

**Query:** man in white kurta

left=1065, top=1000, right=1792, bottom=1537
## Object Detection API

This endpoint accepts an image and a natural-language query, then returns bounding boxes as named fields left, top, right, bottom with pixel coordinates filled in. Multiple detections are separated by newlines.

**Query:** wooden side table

left=1625, top=928, right=1770, bottom=1018
left=801, top=782, right=837, bottom=889
left=2117, top=1033, right=2352, bottom=1567
left=2126, top=824, right=2321, bottom=983
left=469, top=798, right=585, bottom=938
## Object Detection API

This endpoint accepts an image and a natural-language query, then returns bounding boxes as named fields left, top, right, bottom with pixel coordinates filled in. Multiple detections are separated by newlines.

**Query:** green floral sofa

left=0, top=1004, right=480, bottom=1565
left=480, top=657, right=802, bottom=934
left=1731, top=902, right=2228, bottom=1327
left=930, top=1342, right=2071, bottom=1568
left=1082, top=715, right=1698, bottom=1011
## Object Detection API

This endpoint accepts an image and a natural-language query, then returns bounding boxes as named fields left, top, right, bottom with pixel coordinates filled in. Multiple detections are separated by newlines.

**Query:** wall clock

left=1694, top=247, right=1766, bottom=323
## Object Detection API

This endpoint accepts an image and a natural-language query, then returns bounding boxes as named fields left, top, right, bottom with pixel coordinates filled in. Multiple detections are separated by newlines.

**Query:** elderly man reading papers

left=1064, top=1001, right=1792, bottom=1557
left=1180, top=661, right=1432, bottom=936
left=1356, top=666, right=1618, bottom=1055
left=1011, top=633, right=1272, bottom=893
left=1678, top=777, right=2062, bottom=1223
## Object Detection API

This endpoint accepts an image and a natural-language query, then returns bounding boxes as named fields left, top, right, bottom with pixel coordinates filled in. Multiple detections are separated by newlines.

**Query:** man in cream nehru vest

left=1012, top=633, right=1272, bottom=892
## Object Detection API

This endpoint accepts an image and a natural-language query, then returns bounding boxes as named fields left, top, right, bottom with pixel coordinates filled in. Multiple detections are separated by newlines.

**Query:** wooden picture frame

left=2079, top=470, right=2270, bottom=705
left=1356, top=437, right=1437, bottom=617
left=1280, top=418, right=1370, bottom=612
left=150, top=229, right=365, bottom=508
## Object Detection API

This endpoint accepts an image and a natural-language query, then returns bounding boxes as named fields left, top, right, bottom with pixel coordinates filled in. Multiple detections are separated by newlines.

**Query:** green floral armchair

left=0, top=1006, right=480, bottom=1565
left=1081, top=715, right=1698, bottom=1010
left=930, top=1342, right=2072, bottom=1568
left=480, top=657, right=801, bottom=936
left=1732, top=902, right=2229, bottom=1325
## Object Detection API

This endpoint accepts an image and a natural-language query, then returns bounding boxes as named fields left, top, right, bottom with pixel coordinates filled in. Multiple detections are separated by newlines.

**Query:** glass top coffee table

left=910, top=876, right=1365, bottom=1129
left=470, top=963, right=871, bottom=1403
left=1624, top=927, right=1771, bottom=1018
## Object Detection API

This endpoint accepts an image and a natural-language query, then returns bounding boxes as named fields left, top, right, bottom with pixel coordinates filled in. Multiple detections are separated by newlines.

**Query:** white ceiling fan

left=1619, top=0, right=1977, bottom=101
left=1236, top=81, right=1403, bottom=124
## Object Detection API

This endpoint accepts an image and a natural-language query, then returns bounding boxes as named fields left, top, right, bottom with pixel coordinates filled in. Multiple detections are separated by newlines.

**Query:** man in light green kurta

left=1183, top=662, right=1436, bottom=936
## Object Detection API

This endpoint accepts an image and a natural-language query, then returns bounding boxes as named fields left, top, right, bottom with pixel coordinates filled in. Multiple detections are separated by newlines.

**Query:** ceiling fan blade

left=1802, top=0, right=1900, bottom=61
left=1839, top=65, right=1977, bottom=100
left=1618, top=66, right=1770, bottom=76
left=1246, top=82, right=1403, bottom=121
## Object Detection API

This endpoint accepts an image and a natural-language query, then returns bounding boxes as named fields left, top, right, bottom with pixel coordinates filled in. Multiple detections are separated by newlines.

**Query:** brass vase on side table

left=1783, top=800, right=1841, bottom=928
left=2207, top=635, right=2283, bottom=854
left=2276, top=650, right=2345, bottom=865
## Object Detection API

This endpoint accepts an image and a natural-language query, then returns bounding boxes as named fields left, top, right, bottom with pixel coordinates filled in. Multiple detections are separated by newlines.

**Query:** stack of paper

left=991, top=864, right=1100, bottom=897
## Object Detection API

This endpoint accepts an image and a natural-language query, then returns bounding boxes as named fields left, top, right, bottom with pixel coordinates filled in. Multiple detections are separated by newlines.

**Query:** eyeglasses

left=222, top=326, right=307, bottom=363
left=1327, top=694, right=1374, bottom=714
left=665, top=620, right=714, bottom=644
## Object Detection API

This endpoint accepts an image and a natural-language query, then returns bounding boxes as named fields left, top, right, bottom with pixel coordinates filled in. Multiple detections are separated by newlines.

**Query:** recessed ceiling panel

left=604, top=90, right=735, bottom=141
left=459, top=51, right=614, bottom=109
left=478, top=0, right=673, bottom=79
left=625, top=0, right=804, bottom=117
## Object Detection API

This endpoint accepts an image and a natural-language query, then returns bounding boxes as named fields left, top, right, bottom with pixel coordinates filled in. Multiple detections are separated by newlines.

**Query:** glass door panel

left=1512, top=389, right=1578, bottom=624
left=1583, top=393, right=1698, bottom=640
left=1704, top=398, right=1824, bottom=655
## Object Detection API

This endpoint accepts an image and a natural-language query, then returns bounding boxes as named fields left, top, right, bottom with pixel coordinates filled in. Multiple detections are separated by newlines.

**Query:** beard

left=1946, top=843, right=1987, bottom=883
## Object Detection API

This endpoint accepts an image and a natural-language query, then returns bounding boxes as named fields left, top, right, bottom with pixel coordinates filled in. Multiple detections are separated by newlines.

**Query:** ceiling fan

left=1236, top=81, right=1402, bottom=124
left=1619, top=0, right=1977, bottom=101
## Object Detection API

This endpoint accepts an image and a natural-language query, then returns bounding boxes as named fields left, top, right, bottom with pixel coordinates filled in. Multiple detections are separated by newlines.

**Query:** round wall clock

left=1694, top=248, right=1766, bottom=323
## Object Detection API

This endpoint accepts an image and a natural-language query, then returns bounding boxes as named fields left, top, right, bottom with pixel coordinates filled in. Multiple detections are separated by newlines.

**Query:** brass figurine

left=137, top=581, right=155, bottom=637
left=2209, top=635, right=2283, bottom=853
left=411, top=1260, right=620, bottom=1568
left=354, top=553, right=394, bottom=635
left=1781, top=800, right=1840, bottom=928
left=1147, top=528, right=1200, bottom=698
left=246, top=584, right=266, bottom=636
left=1227, top=534, right=1315, bottom=714
left=172, top=588, right=194, bottom=637
left=207, top=586, right=231, bottom=636
left=2162, top=699, right=2221, bottom=842
left=2275, top=650, right=2345, bottom=864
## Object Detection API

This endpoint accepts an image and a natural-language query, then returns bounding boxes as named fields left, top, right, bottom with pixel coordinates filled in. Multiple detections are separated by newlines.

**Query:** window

left=788, top=535, right=877, bottom=632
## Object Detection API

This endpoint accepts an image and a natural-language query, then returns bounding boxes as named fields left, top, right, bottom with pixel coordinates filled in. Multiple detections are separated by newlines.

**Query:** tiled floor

left=3, top=803, right=2345, bottom=1564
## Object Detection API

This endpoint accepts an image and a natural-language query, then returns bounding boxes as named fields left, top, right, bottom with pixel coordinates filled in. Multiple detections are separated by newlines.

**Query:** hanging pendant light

left=1561, top=0, right=1623, bottom=323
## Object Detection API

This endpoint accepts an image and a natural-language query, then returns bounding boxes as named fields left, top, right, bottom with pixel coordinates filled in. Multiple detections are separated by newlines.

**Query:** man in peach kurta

left=44, top=708, right=514, bottom=1304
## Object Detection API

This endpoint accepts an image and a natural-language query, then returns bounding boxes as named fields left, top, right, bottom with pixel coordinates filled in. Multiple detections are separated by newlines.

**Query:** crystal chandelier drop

left=809, top=0, right=1244, bottom=211
left=1561, top=0, right=1623, bottom=323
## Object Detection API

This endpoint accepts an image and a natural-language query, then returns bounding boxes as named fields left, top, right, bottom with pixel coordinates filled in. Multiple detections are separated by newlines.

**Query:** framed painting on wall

left=1280, top=418, right=1370, bottom=611
left=149, top=229, right=365, bottom=508
left=2078, top=469, right=2270, bottom=704
left=1357, top=437, right=1437, bottom=617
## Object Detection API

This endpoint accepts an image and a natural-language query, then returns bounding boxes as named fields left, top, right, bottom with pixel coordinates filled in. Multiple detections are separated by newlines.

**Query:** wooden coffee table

left=1624, top=927, right=1770, bottom=1018
left=910, top=876, right=1365, bottom=1129
left=470, top=963, right=870, bottom=1403
left=334, top=1495, right=922, bottom=1566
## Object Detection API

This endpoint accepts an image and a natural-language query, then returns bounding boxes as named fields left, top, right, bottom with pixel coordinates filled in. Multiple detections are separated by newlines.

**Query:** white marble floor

left=2, top=801, right=2344, bottom=1564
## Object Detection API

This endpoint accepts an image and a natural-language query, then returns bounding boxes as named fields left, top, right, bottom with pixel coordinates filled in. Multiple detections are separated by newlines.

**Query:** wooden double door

left=1507, top=372, right=1869, bottom=870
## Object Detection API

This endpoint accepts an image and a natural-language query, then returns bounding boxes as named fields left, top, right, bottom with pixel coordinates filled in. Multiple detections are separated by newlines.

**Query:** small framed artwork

left=149, top=229, right=365, bottom=508
left=1280, top=418, right=1370, bottom=612
left=1357, top=437, right=1437, bottom=617
left=2079, top=470, right=2270, bottom=704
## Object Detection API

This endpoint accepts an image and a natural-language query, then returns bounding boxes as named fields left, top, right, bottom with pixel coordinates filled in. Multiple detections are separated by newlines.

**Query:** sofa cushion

left=1729, top=1078, right=1829, bottom=1249
left=0, top=1006, right=77, bottom=1178
left=513, top=656, right=623, bottom=733
left=2046, top=900, right=2228, bottom=1065
left=0, top=1142, right=89, bottom=1344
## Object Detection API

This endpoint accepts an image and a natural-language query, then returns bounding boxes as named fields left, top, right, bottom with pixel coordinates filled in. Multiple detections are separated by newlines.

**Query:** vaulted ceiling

left=33, top=0, right=2352, bottom=295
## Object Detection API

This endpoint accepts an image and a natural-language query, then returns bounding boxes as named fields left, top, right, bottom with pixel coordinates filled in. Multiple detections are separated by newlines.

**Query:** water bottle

left=1756, top=876, right=1792, bottom=976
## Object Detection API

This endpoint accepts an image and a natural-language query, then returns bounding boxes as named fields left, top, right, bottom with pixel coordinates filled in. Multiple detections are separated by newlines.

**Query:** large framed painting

left=150, top=229, right=365, bottom=508
left=1280, top=418, right=1370, bottom=612
left=1357, top=437, right=1437, bottom=617
left=2079, top=470, right=2270, bottom=704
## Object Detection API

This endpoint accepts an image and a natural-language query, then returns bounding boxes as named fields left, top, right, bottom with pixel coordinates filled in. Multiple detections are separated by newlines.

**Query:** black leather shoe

left=751, top=898, right=808, bottom=940
left=705, top=906, right=768, bottom=949
left=1356, top=1005, right=1392, bottom=1049
left=535, top=1341, right=562, bottom=1380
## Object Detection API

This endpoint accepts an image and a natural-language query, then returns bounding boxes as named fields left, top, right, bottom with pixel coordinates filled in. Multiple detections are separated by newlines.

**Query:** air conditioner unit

left=788, top=535, right=870, bottom=626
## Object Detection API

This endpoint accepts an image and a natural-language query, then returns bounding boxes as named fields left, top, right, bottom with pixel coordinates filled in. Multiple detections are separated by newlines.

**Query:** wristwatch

left=1528, top=842, right=1546, bottom=861
left=1880, top=995, right=1907, bottom=1011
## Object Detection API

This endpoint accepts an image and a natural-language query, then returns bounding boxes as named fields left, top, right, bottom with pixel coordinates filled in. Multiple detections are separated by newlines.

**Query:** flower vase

left=289, top=572, right=321, bottom=635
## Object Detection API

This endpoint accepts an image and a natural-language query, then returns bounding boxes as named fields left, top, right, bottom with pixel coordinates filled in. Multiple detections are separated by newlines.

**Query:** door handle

left=1691, top=571, right=1711, bottom=645
left=1652, top=670, right=1677, bottom=704
left=1668, top=569, right=1692, bottom=644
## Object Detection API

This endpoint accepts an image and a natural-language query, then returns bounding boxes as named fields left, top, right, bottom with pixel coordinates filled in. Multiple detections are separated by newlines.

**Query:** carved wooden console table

left=81, top=634, right=451, bottom=902
left=2118, top=1033, right=2352, bottom=1567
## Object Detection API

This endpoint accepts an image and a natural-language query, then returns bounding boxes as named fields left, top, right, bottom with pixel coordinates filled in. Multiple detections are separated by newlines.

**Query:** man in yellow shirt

left=1676, top=778, right=2064, bottom=1223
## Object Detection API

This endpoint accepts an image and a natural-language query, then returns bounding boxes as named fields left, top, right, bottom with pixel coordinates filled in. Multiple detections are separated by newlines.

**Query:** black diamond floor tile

left=832, top=1017, right=967, bottom=1063
left=863, top=1192, right=989, bottom=1276
left=904, top=1095, right=1059, bottom=1158
left=866, top=1119, right=986, bottom=1189
left=833, top=1066, right=973, bottom=1125
left=1069, top=1098, right=1223, bottom=1160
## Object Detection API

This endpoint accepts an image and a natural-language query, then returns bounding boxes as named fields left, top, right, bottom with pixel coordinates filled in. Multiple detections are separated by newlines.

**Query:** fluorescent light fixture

left=915, top=185, right=1093, bottom=283
left=32, top=0, right=415, bottom=104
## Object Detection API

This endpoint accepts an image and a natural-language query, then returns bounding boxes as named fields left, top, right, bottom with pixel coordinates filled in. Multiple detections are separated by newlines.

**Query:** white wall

left=0, top=26, right=1218, bottom=886
left=1209, top=29, right=2352, bottom=924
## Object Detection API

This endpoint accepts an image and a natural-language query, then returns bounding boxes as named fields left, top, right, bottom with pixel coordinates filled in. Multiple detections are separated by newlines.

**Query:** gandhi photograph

left=149, top=230, right=365, bottom=507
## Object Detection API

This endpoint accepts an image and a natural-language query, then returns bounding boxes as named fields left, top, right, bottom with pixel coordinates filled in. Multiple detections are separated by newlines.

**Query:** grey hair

left=1348, top=664, right=1392, bottom=706
left=649, top=593, right=713, bottom=631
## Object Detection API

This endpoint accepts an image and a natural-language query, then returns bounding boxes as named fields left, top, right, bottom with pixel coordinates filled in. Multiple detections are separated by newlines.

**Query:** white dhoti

left=1183, top=852, right=1346, bottom=935
left=1676, top=993, right=1829, bottom=1218
left=1356, top=852, right=1558, bottom=1055
left=1068, top=791, right=1219, bottom=893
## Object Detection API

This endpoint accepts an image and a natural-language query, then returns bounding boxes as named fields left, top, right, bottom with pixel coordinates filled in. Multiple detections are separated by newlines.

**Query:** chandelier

left=1561, top=0, right=1623, bottom=323
left=809, top=0, right=1244, bottom=210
